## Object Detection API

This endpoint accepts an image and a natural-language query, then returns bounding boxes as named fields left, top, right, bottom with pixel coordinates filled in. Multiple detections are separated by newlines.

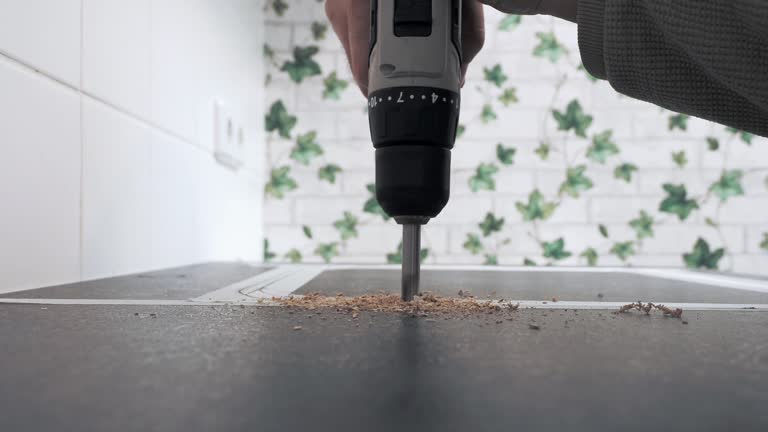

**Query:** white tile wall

left=0, top=0, right=81, bottom=87
left=150, top=0, right=263, bottom=153
left=82, top=0, right=152, bottom=117
left=150, top=130, right=208, bottom=269
left=0, top=1, right=264, bottom=290
left=0, top=56, right=81, bottom=291
left=81, top=98, right=153, bottom=279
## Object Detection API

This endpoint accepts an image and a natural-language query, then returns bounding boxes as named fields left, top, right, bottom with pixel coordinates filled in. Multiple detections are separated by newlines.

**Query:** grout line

left=0, top=40, right=215, bottom=161
left=0, top=49, right=80, bottom=92
left=80, top=92, right=209, bottom=155
left=78, top=0, right=85, bottom=280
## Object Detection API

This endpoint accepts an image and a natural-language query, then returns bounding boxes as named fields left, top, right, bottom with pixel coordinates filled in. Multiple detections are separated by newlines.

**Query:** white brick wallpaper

left=262, top=0, right=768, bottom=275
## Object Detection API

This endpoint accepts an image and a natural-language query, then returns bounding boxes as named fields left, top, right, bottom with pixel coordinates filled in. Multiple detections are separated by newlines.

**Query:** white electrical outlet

left=213, top=101, right=245, bottom=170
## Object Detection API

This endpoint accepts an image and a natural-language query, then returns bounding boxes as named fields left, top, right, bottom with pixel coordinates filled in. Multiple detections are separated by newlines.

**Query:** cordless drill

left=367, top=0, right=463, bottom=300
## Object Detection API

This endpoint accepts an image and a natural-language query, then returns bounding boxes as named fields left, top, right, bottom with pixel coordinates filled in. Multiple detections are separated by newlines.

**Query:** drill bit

left=401, top=224, right=421, bottom=301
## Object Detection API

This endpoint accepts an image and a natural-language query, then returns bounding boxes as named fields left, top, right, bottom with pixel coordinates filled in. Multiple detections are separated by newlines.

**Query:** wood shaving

left=615, top=301, right=683, bottom=319
left=275, top=292, right=520, bottom=317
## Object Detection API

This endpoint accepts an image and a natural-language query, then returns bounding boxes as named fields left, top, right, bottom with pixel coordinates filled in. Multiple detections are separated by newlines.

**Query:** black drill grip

left=368, top=86, right=460, bottom=150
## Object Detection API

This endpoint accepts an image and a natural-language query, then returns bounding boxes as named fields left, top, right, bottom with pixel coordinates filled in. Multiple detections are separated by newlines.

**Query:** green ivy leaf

left=311, top=21, right=327, bottom=40
left=726, top=127, right=754, bottom=145
left=333, top=211, right=359, bottom=240
left=363, top=183, right=390, bottom=221
left=265, top=166, right=298, bottom=199
left=587, top=130, right=619, bottom=164
left=302, top=226, right=313, bottom=239
left=760, top=233, right=768, bottom=252
left=709, top=169, right=744, bottom=202
left=498, top=14, right=522, bottom=31
left=457, top=124, right=466, bottom=139
left=553, top=100, right=593, bottom=138
left=598, top=224, right=609, bottom=238
left=463, top=233, right=483, bottom=255
left=290, top=131, right=323, bottom=165
left=479, top=213, right=505, bottom=237
left=420, top=248, right=430, bottom=262
left=559, top=165, right=594, bottom=198
left=542, top=238, right=572, bottom=261
left=285, top=249, right=303, bottom=263
left=480, top=104, right=497, bottom=123
left=683, top=238, right=724, bottom=270
left=668, top=113, right=689, bottom=131
left=468, top=163, right=499, bottom=192
left=498, top=88, right=519, bottom=106
left=535, top=142, right=551, bottom=160
left=706, top=137, right=720, bottom=151
left=496, top=143, right=516, bottom=165
left=315, top=242, right=339, bottom=263
left=611, top=241, right=635, bottom=261
left=263, top=239, right=276, bottom=262
left=533, top=32, right=566, bottom=63
left=523, top=258, right=538, bottom=266
left=516, top=190, right=558, bottom=221
left=578, top=63, right=598, bottom=82
left=270, top=0, right=288, bottom=16
left=580, top=248, right=598, bottom=266
left=265, top=100, right=297, bottom=138
left=263, top=44, right=275, bottom=60
left=659, top=183, right=699, bottom=221
left=483, top=64, right=508, bottom=88
left=484, top=254, right=499, bottom=265
left=386, top=250, right=400, bottom=264
left=387, top=242, right=429, bottom=264
left=614, top=163, right=638, bottom=182
left=629, top=211, right=654, bottom=240
left=323, top=72, right=349, bottom=100
left=672, top=151, right=688, bottom=168
left=281, top=46, right=322, bottom=83
left=318, top=164, right=342, bottom=184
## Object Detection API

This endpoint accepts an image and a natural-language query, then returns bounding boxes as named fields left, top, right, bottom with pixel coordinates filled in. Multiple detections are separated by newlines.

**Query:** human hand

left=325, top=0, right=486, bottom=96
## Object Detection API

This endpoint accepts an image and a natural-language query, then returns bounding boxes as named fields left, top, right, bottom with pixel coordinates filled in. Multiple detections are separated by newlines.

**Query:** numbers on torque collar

left=369, top=91, right=458, bottom=110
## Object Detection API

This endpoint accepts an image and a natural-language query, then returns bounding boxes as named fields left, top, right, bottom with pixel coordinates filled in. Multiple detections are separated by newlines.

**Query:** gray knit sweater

left=577, top=0, right=768, bottom=136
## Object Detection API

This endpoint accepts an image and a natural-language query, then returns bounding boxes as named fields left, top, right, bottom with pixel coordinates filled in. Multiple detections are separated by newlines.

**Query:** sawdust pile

left=275, top=292, right=520, bottom=317
left=616, top=301, right=683, bottom=318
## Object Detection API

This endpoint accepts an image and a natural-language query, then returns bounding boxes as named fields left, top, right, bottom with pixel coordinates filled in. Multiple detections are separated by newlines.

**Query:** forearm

left=577, top=0, right=768, bottom=136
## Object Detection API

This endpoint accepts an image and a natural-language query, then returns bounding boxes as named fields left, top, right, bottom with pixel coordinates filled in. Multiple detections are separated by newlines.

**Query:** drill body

left=368, top=0, right=463, bottom=299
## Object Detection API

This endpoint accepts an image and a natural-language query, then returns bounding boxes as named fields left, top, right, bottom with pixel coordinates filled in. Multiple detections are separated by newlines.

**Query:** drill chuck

left=369, top=86, right=458, bottom=221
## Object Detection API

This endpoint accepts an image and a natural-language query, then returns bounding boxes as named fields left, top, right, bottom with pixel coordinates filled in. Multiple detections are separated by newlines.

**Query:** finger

left=326, top=0, right=353, bottom=78
left=346, top=0, right=371, bottom=96
left=460, top=0, right=486, bottom=87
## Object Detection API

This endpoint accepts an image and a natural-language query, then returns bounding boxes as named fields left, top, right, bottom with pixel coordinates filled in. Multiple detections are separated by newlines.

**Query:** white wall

left=0, top=0, right=264, bottom=291
left=262, top=1, right=768, bottom=274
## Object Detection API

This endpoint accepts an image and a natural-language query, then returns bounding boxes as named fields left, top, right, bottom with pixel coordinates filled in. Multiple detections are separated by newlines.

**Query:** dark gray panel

left=0, top=263, right=271, bottom=300
left=0, top=305, right=765, bottom=432
left=295, top=269, right=768, bottom=304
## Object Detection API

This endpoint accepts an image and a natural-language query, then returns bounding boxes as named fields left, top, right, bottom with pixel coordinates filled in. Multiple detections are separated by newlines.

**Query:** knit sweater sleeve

left=577, top=0, right=768, bottom=137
